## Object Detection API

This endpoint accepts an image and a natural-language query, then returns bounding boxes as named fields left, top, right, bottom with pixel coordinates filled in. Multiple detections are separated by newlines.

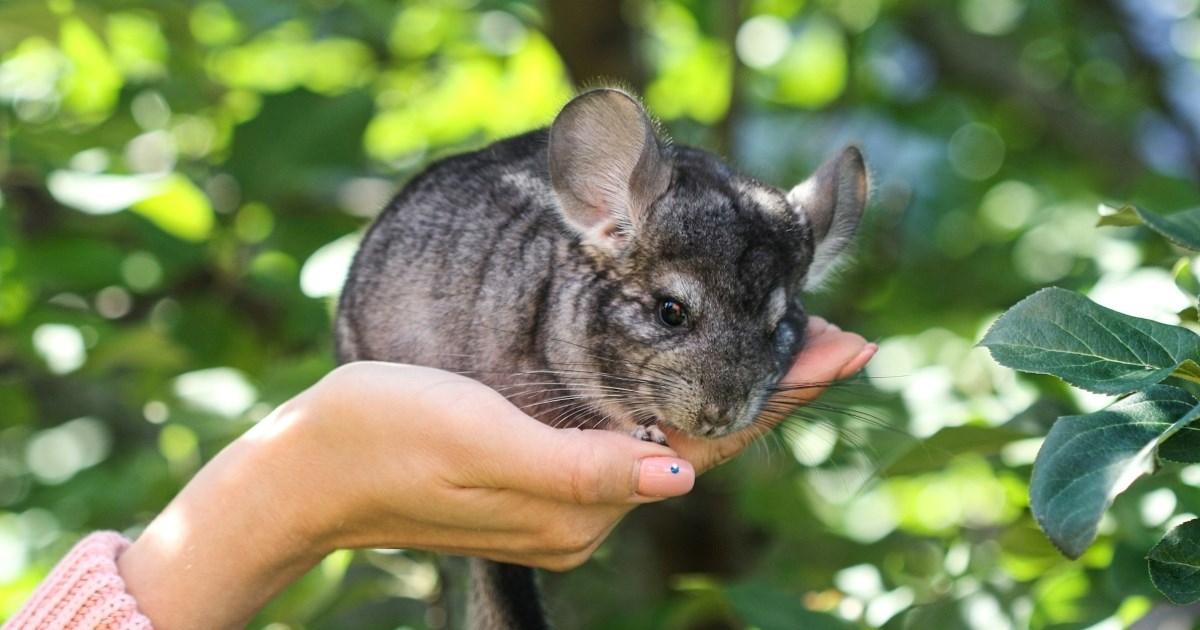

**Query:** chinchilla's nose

left=699, top=402, right=730, bottom=435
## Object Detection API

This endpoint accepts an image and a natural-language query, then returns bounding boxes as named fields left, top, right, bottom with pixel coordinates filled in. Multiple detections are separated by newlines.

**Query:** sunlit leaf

left=773, top=17, right=846, bottom=108
left=303, top=38, right=375, bottom=94
left=1096, top=203, right=1143, bottom=228
left=388, top=3, right=459, bottom=58
left=1029, top=385, right=1200, bottom=558
left=59, top=16, right=122, bottom=118
left=207, top=21, right=374, bottom=95
left=1148, top=519, right=1200, bottom=604
left=646, top=37, right=732, bottom=123
left=130, top=174, right=215, bottom=242
left=492, top=33, right=572, bottom=135
left=190, top=1, right=243, bottom=47
left=207, top=21, right=310, bottom=93
left=1098, top=204, right=1200, bottom=251
left=0, top=279, right=31, bottom=325
left=1174, top=257, right=1200, bottom=301
left=107, top=12, right=167, bottom=80
left=645, top=3, right=732, bottom=123
left=980, top=287, right=1200, bottom=395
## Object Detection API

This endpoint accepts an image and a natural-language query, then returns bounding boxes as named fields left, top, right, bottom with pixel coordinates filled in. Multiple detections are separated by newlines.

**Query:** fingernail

left=637, top=457, right=695, bottom=497
left=839, top=343, right=878, bottom=379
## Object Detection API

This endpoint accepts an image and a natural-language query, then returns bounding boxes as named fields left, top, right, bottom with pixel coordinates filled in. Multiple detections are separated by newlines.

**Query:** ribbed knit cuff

left=2, top=531, right=153, bottom=630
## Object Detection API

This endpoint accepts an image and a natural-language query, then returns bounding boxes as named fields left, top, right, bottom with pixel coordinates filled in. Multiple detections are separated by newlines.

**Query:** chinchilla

left=335, top=87, right=867, bottom=629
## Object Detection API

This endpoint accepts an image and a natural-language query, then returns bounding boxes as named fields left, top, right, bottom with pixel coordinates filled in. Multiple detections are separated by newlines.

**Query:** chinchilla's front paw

left=630, top=424, right=669, bottom=446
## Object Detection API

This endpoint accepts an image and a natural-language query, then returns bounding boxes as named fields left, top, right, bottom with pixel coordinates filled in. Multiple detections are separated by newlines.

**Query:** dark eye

left=658, top=298, right=688, bottom=327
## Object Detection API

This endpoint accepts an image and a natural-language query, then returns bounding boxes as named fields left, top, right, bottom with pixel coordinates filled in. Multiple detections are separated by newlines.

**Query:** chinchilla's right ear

left=548, top=88, right=672, bottom=252
left=787, top=146, right=868, bottom=289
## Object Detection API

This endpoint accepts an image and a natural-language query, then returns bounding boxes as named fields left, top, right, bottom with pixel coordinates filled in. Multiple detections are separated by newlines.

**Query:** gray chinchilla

left=335, top=87, right=867, bottom=629
left=338, top=87, right=865, bottom=441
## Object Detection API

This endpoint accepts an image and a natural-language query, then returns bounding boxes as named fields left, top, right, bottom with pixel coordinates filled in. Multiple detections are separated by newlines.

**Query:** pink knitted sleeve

left=2, top=531, right=153, bottom=630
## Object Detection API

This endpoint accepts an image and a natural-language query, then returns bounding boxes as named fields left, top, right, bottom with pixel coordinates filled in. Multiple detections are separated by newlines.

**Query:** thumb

left=490, top=425, right=696, bottom=504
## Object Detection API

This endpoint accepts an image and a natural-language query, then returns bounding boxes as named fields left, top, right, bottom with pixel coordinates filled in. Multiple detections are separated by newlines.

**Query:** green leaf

left=1172, top=257, right=1200, bottom=300
left=1030, top=385, right=1200, bottom=559
left=130, top=174, right=214, bottom=242
left=1098, top=204, right=1200, bottom=251
left=1159, top=418, right=1200, bottom=463
left=59, top=16, right=123, bottom=118
left=1148, top=518, right=1200, bottom=604
left=1096, top=204, right=1144, bottom=227
left=980, top=287, right=1200, bottom=395
left=1174, top=359, right=1200, bottom=384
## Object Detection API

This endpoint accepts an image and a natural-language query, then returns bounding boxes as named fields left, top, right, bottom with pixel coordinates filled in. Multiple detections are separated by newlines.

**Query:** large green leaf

left=980, top=287, right=1200, bottom=395
left=1148, top=519, right=1200, bottom=605
left=1159, top=422, right=1200, bottom=463
left=1098, top=204, right=1200, bottom=251
left=1030, top=385, right=1200, bottom=559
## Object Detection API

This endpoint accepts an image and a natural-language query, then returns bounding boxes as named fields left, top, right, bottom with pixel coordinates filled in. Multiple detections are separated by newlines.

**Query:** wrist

left=117, top=399, right=331, bottom=629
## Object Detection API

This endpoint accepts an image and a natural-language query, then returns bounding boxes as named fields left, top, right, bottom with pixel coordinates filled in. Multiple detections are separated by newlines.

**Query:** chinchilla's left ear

left=547, top=88, right=672, bottom=252
left=787, top=146, right=867, bottom=289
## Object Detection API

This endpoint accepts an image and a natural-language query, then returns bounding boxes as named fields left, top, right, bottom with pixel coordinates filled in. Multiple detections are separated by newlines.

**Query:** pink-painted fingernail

left=637, top=457, right=695, bottom=497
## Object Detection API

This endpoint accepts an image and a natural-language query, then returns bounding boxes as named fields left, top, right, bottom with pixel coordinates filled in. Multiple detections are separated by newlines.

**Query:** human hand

left=274, top=362, right=693, bottom=569
left=116, top=319, right=873, bottom=630
left=117, top=362, right=693, bottom=629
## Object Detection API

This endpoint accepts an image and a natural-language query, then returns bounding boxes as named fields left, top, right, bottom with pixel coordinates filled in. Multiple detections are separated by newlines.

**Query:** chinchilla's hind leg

left=468, top=558, right=550, bottom=630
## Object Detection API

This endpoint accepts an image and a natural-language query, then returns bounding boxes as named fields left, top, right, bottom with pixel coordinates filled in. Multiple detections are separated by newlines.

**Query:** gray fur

left=335, top=87, right=867, bottom=628
left=338, top=87, right=865, bottom=438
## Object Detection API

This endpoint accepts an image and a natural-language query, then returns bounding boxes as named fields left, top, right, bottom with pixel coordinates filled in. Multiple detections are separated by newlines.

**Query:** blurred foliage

left=979, top=207, right=1200, bottom=603
left=1, top=0, right=1200, bottom=628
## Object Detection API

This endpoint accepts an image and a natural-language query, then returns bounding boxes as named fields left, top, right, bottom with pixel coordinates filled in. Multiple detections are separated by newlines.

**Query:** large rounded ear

left=787, top=146, right=868, bottom=289
left=548, top=88, right=672, bottom=251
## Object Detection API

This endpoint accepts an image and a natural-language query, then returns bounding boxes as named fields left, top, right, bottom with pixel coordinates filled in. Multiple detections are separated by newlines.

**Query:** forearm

left=116, top=406, right=328, bottom=630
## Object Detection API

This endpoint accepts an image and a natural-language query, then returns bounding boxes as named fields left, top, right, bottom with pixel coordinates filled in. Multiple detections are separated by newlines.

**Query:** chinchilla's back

left=337, top=130, right=570, bottom=382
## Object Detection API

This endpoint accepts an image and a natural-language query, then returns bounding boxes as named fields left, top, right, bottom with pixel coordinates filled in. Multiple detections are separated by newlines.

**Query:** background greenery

left=2, top=0, right=1199, bottom=628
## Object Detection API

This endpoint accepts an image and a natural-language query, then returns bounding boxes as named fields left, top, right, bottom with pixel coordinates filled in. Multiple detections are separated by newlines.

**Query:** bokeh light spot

left=32, top=324, right=86, bottom=374
left=948, top=123, right=1006, bottom=181
left=736, top=16, right=791, bottom=69
left=173, top=367, right=257, bottom=418
left=300, top=233, right=361, bottom=298
left=25, top=417, right=112, bottom=484
left=959, top=0, right=1025, bottom=35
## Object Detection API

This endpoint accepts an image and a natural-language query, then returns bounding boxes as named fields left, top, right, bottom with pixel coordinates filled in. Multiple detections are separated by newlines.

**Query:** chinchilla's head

left=544, top=88, right=867, bottom=438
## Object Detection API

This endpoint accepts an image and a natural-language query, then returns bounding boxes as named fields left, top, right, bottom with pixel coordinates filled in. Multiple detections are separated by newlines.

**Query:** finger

left=839, top=342, right=878, bottom=379
left=776, top=324, right=874, bottom=405
left=398, top=500, right=629, bottom=565
left=474, top=419, right=695, bottom=505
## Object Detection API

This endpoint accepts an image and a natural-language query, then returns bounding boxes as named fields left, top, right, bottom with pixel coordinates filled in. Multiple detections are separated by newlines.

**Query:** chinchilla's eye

left=658, top=298, right=688, bottom=327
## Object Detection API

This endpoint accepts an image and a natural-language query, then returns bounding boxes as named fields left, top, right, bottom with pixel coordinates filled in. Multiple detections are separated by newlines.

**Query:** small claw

left=631, top=424, right=669, bottom=446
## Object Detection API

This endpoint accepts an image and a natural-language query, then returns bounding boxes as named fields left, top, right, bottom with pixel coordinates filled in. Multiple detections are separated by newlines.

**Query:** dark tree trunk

left=544, top=0, right=646, bottom=91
